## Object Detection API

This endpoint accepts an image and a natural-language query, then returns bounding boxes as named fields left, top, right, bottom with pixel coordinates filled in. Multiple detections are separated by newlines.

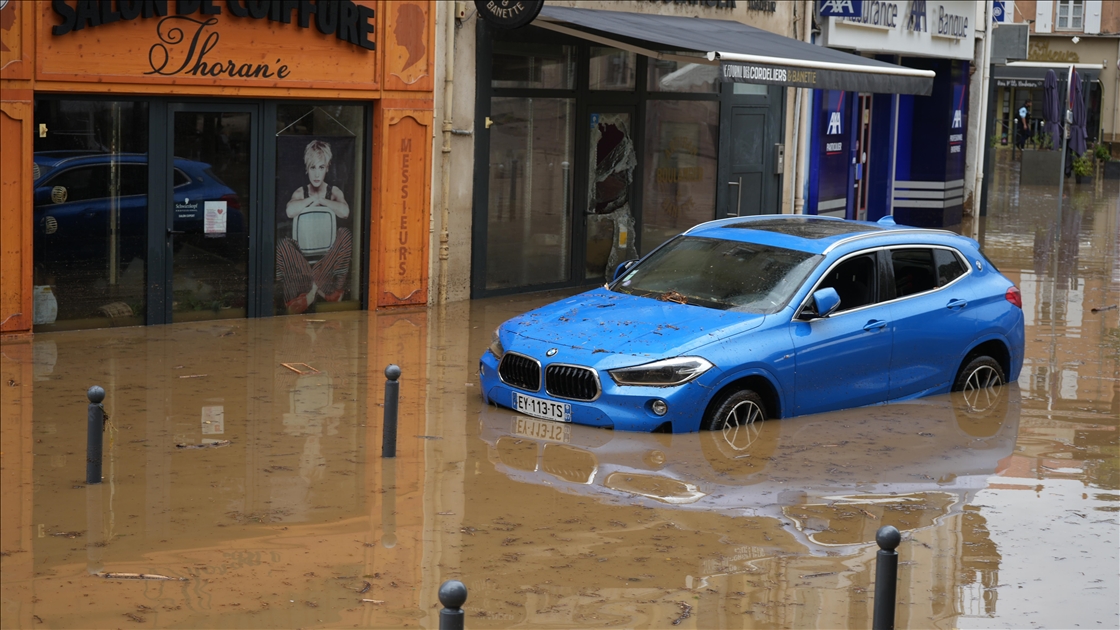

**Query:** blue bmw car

left=479, top=215, right=1025, bottom=434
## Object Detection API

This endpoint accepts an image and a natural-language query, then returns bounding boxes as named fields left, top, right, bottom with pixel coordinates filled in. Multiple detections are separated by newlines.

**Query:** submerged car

left=479, top=215, right=1025, bottom=433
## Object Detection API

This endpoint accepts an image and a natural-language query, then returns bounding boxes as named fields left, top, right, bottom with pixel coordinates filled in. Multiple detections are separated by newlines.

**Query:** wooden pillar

left=0, top=0, right=34, bottom=336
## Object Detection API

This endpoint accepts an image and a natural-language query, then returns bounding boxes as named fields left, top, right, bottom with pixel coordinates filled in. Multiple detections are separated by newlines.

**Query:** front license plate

left=513, top=391, right=571, bottom=422
left=513, top=416, right=572, bottom=443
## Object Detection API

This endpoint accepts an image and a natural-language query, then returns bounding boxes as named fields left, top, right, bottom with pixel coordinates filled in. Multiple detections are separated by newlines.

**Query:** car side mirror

left=613, top=259, right=638, bottom=282
left=800, top=287, right=841, bottom=320
left=812, top=287, right=841, bottom=318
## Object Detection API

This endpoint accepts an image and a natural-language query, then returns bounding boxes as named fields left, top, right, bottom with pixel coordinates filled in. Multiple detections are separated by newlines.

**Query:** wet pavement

left=2, top=153, right=1118, bottom=629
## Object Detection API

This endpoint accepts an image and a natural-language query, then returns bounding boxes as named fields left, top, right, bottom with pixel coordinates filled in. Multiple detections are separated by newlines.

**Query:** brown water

left=2, top=155, right=1117, bottom=628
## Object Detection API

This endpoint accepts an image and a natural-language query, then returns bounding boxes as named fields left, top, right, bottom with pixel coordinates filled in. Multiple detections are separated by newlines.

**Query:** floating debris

left=178, top=374, right=207, bottom=379
left=361, top=599, right=385, bottom=604
left=96, top=572, right=187, bottom=581
left=176, top=440, right=231, bottom=450
left=281, top=362, right=319, bottom=375
left=1090, top=305, right=1117, bottom=313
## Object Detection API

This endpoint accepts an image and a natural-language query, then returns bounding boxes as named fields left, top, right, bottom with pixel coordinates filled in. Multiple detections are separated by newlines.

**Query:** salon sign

left=38, top=0, right=397, bottom=89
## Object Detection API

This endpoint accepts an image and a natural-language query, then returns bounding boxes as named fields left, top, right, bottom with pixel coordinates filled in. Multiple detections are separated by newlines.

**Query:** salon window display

left=274, top=105, right=365, bottom=315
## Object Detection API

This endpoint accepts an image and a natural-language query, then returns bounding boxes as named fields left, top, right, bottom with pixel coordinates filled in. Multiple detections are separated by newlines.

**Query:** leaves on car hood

left=504, top=289, right=766, bottom=357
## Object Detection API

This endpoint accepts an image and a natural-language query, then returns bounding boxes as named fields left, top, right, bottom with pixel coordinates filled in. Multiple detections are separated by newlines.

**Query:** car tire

left=702, top=388, right=766, bottom=436
left=952, top=355, right=1005, bottom=393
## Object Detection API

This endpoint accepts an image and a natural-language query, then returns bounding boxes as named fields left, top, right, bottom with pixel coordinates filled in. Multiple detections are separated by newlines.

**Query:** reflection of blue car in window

left=480, top=215, right=1026, bottom=434
left=33, top=152, right=243, bottom=266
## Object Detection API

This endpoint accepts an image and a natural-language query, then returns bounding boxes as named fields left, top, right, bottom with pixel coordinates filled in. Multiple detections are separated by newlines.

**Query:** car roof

left=684, top=215, right=960, bottom=255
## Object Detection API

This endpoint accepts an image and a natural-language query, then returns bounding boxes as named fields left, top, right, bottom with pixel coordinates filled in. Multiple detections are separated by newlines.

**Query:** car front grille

left=498, top=352, right=540, bottom=391
left=545, top=364, right=600, bottom=401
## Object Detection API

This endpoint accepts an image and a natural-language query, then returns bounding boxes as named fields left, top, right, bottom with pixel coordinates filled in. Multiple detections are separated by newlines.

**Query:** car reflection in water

left=479, top=383, right=1020, bottom=556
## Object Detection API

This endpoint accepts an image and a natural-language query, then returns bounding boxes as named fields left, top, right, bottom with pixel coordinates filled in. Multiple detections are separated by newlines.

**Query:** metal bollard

left=86, top=386, right=105, bottom=485
left=438, top=580, right=467, bottom=630
left=872, top=525, right=901, bottom=630
left=381, top=365, right=400, bottom=458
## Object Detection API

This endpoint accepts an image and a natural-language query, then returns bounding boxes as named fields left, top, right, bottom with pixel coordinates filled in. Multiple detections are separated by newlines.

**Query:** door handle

left=167, top=229, right=185, bottom=236
left=946, top=299, right=968, bottom=310
left=727, top=176, right=742, bottom=217
left=863, top=319, right=888, bottom=332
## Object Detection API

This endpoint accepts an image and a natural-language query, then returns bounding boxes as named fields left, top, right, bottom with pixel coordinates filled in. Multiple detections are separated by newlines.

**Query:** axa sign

left=819, top=0, right=861, bottom=17
left=827, top=111, right=843, bottom=135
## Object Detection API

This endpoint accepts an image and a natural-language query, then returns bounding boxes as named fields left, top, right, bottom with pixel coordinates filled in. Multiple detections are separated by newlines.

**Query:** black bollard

left=86, top=385, right=105, bottom=485
left=381, top=365, right=400, bottom=458
left=872, top=525, right=901, bottom=630
left=438, top=580, right=467, bottom=630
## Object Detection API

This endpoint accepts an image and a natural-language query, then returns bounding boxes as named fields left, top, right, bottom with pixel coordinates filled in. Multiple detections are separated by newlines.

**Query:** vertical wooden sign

left=376, top=110, right=431, bottom=307
left=382, top=0, right=433, bottom=92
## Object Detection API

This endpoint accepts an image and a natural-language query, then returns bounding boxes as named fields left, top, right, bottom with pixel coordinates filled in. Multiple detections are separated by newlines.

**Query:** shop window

left=641, top=100, right=719, bottom=254
left=734, top=83, right=769, bottom=96
left=492, top=41, right=576, bottom=90
left=275, top=105, right=366, bottom=315
left=485, top=97, right=575, bottom=290
left=647, top=58, right=718, bottom=93
left=32, top=100, right=149, bottom=331
left=1056, top=0, right=1083, bottom=30
left=589, top=47, right=636, bottom=91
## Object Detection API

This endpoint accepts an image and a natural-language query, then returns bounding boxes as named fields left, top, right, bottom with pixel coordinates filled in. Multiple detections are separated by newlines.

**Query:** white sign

left=204, top=200, right=227, bottom=235
left=822, top=0, right=977, bottom=60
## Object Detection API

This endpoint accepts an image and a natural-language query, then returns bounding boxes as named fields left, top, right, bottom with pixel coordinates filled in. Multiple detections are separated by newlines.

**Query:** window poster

left=275, top=135, right=356, bottom=315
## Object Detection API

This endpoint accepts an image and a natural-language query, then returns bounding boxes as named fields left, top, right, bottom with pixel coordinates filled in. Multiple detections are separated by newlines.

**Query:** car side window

left=891, top=248, right=937, bottom=298
left=173, top=168, right=191, bottom=188
left=118, top=164, right=149, bottom=197
left=41, top=165, right=110, bottom=204
left=933, top=248, right=966, bottom=286
left=817, top=253, right=877, bottom=312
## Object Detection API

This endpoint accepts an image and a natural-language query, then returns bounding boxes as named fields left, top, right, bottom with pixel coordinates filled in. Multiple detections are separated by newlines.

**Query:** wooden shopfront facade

left=0, top=0, right=434, bottom=334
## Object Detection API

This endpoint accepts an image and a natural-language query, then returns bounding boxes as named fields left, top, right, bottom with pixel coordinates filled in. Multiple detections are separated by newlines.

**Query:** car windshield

left=610, top=236, right=822, bottom=313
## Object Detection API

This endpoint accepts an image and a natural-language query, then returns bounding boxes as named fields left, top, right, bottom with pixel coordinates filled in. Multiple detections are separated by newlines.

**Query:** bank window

left=641, top=100, right=719, bottom=254
left=647, top=58, right=718, bottom=93
left=32, top=99, right=149, bottom=331
left=589, top=47, right=636, bottom=91
left=274, top=105, right=366, bottom=316
left=493, top=41, right=575, bottom=90
left=1057, top=0, right=1083, bottom=29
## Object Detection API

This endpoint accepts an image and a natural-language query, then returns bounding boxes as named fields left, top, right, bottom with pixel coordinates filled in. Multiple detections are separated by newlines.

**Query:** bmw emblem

left=546, top=348, right=558, bottom=357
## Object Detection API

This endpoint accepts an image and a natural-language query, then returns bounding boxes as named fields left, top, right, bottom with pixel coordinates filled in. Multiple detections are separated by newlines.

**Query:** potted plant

left=1072, top=153, right=1093, bottom=184
left=1094, top=142, right=1112, bottom=163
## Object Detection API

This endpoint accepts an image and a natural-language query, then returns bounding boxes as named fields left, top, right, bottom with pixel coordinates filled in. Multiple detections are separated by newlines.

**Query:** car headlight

left=488, top=327, right=505, bottom=360
left=608, top=357, right=713, bottom=387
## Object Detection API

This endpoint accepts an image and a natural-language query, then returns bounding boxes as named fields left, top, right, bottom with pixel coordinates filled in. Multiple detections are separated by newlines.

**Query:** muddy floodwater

left=2, top=159, right=1118, bottom=629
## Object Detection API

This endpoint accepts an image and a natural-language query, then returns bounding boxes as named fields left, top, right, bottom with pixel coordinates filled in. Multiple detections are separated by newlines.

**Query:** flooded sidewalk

left=2, top=164, right=1117, bottom=628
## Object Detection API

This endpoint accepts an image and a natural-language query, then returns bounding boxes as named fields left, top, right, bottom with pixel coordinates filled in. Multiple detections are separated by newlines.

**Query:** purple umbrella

left=1042, top=69, right=1060, bottom=149
left=1069, top=68, right=1088, bottom=156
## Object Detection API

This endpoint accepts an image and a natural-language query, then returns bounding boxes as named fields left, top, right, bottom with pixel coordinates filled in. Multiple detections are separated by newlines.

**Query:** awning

left=533, top=6, right=934, bottom=96
left=993, top=62, right=1103, bottom=88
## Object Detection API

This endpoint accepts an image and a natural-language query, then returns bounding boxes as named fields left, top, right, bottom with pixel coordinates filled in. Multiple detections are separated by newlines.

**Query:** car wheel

left=953, top=356, right=1006, bottom=394
left=702, top=389, right=766, bottom=449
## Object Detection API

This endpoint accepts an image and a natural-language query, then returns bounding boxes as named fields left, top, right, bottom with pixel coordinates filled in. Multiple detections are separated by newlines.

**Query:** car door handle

left=863, top=319, right=887, bottom=332
left=946, top=299, right=968, bottom=310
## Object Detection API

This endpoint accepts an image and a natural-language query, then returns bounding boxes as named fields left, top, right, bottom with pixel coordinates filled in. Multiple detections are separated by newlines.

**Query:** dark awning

left=993, top=62, right=1103, bottom=88
left=533, top=6, right=934, bottom=96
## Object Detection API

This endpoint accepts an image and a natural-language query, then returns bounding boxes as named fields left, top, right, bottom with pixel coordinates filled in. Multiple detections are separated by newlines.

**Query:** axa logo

left=906, top=0, right=928, bottom=32
left=827, top=111, right=843, bottom=135
left=819, top=0, right=857, bottom=16
left=952, top=109, right=962, bottom=128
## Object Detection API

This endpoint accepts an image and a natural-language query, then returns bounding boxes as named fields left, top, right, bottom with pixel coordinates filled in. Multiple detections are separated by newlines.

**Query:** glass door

left=584, top=108, right=638, bottom=281
left=166, top=105, right=258, bottom=323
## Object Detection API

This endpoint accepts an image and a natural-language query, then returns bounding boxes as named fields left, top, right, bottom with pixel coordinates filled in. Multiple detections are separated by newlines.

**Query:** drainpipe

left=1114, top=39, right=1119, bottom=145
left=437, top=2, right=456, bottom=305
left=793, top=0, right=813, bottom=215
left=971, top=1, right=993, bottom=224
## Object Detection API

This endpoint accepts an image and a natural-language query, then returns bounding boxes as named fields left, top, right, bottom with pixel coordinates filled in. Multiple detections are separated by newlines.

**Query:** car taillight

left=1005, top=286, right=1022, bottom=308
left=220, top=194, right=241, bottom=210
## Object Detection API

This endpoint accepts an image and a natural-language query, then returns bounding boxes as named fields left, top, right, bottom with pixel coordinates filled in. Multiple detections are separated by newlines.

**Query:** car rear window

left=611, top=236, right=821, bottom=313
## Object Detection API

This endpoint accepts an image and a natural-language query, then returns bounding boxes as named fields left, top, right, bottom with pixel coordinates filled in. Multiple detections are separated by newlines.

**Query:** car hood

left=503, top=288, right=767, bottom=358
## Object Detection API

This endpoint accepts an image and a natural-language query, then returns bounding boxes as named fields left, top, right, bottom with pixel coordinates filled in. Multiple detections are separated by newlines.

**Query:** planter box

left=1020, top=150, right=1063, bottom=186
left=1104, top=161, right=1120, bottom=180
